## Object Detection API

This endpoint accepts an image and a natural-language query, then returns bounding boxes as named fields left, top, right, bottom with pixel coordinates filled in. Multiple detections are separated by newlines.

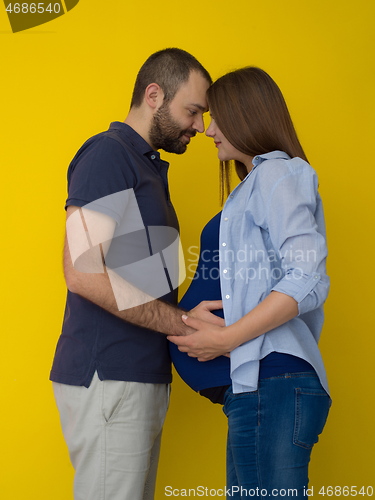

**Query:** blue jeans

left=223, top=373, right=331, bottom=498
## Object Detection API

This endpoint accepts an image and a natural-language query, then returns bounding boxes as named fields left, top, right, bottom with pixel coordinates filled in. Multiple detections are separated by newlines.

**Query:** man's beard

left=149, top=102, right=196, bottom=154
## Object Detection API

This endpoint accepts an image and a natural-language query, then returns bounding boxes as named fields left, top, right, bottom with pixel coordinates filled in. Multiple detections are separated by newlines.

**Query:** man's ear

left=144, top=83, right=164, bottom=110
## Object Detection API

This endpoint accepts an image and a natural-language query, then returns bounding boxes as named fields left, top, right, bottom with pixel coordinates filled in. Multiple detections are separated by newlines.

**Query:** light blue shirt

left=219, top=151, right=330, bottom=394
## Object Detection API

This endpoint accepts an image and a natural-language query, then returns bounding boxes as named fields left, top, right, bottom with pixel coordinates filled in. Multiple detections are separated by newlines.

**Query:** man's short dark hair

left=130, top=48, right=212, bottom=108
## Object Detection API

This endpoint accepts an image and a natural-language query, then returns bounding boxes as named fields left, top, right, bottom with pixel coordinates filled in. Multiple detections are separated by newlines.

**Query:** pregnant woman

left=169, top=67, right=331, bottom=497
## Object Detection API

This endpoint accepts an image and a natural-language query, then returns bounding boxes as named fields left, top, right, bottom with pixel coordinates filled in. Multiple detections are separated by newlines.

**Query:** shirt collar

left=252, top=150, right=291, bottom=168
left=108, top=121, right=160, bottom=159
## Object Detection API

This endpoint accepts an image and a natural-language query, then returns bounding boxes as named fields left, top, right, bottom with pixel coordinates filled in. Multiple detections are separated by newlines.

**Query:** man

left=50, top=48, right=220, bottom=500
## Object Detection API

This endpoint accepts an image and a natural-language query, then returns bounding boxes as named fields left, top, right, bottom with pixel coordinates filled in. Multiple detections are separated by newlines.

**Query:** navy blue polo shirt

left=50, top=122, right=179, bottom=387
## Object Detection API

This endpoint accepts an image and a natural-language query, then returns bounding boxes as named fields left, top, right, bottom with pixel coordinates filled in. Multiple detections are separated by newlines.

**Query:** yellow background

left=1, top=0, right=374, bottom=498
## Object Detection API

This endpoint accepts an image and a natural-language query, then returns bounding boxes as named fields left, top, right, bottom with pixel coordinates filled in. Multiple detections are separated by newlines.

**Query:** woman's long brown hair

left=206, top=67, right=308, bottom=203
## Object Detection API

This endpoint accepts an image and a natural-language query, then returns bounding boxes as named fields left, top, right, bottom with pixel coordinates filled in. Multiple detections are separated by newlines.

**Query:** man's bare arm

left=64, top=206, right=222, bottom=335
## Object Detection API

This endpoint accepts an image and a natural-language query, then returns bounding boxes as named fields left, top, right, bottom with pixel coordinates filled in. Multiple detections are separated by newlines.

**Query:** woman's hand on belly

left=168, top=315, right=231, bottom=361
left=189, top=300, right=225, bottom=327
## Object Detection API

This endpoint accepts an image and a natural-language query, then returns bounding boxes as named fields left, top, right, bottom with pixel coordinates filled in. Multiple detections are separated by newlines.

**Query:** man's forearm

left=64, top=239, right=192, bottom=336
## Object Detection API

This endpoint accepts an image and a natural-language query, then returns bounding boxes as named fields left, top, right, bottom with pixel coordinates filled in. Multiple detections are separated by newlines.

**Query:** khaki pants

left=53, top=372, right=169, bottom=500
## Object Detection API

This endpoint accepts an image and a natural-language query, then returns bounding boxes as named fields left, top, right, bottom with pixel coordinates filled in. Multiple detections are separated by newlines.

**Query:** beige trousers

left=53, top=372, right=169, bottom=500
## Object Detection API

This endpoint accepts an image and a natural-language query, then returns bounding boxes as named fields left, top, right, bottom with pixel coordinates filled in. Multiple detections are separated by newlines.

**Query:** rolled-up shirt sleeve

left=262, top=162, right=330, bottom=315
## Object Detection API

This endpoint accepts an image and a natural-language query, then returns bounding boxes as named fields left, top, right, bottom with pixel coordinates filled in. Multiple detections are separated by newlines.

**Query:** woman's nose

left=205, top=122, right=214, bottom=137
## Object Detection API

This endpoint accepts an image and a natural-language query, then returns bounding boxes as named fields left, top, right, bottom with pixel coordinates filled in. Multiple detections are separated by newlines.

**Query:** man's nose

left=193, top=115, right=205, bottom=134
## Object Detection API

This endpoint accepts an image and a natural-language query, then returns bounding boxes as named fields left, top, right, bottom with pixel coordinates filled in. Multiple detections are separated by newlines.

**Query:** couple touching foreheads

left=51, top=48, right=331, bottom=500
